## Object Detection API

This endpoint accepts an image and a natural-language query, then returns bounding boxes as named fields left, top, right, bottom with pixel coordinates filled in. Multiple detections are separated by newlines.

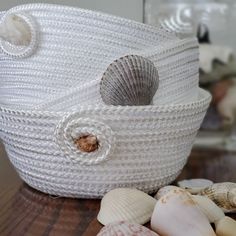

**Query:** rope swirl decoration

left=55, top=115, right=116, bottom=165
left=0, top=11, right=38, bottom=58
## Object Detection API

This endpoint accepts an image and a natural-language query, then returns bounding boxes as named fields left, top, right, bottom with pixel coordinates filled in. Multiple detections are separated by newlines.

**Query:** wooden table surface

left=0, top=144, right=236, bottom=236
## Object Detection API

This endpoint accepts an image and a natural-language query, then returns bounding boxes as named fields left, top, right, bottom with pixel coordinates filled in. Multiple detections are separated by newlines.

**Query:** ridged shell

left=154, top=185, right=180, bottom=200
left=97, top=221, right=159, bottom=236
left=192, top=195, right=225, bottom=223
left=97, top=188, right=157, bottom=225
left=199, top=182, right=236, bottom=213
left=178, top=178, right=213, bottom=194
left=100, top=55, right=159, bottom=106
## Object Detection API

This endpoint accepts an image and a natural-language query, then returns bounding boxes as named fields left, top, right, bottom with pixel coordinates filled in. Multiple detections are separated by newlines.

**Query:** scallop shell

left=97, top=221, right=159, bottom=236
left=100, top=55, right=159, bottom=106
left=199, top=182, right=236, bottom=213
left=192, top=195, right=225, bottom=223
left=154, top=185, right=180, bottom=200
left=97, top=188, right=157, bottom=225
left=178, top=178, right=213, bottom=194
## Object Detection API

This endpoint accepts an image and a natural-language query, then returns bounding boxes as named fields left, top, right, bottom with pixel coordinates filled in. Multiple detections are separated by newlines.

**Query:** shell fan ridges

left=100, top=55, right=159, bottom=106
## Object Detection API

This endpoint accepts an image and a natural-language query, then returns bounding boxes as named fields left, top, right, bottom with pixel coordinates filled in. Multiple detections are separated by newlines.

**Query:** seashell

left=154, top=185, right=180, bottom=200
left=100, top=55, right=159, bottom=106
left=192, top=195, right=225, bottom=223
left=215, top=216, right=236, bottom=236
left=97, top=188, right=157, bottom=225
left=155, top=186, right=224, bottom=223
left=151, top=188, right=216, bottom=236
left=97, top=221, right=159, bottom=236
left=73, top=134, right=99, bottom=153
left=0, top=14, right=31, bottom=46
left=199, top=182, right=236, bottom=213
left=178, top=178, right=213, bottom=194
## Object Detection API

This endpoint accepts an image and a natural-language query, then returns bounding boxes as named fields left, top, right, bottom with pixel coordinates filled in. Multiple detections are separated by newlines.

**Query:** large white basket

left=0, top=4, right=211, bottom=198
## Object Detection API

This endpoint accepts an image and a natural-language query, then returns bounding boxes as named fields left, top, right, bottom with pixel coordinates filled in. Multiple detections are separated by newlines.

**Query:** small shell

left=100, top=55, right=159, bottom=106
left=0, top=14, right=31, bottom=46
left=97, top=188, right=156, bottom=225
left=192, top=195, right=225, bottom=223
left=97, top=221, right=159, bottom=236
left=215, top=216, right=236, bottom=236
left=151, top=188, right=216, bottom=236
left=154, top=185, right=180, bottom=200
left=199, top=182, right=236, bottom=213
left=178, top=178, right=213, bottom=194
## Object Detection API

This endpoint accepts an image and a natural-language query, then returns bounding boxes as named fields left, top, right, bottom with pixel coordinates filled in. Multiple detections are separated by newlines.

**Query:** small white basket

left=0, top=4, right=211, bottom=198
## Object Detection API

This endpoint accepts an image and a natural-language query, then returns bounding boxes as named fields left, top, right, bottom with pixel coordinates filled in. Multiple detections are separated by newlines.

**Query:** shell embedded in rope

left=0, top=14, right=31, bottom=46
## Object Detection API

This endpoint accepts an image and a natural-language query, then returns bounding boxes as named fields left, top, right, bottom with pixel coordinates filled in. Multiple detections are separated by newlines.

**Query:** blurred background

left=1, top=0, right=236, bottom=150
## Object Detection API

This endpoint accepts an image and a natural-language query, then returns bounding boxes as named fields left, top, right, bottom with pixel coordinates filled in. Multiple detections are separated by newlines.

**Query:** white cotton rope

left=0, top=4, right=211, bottom=198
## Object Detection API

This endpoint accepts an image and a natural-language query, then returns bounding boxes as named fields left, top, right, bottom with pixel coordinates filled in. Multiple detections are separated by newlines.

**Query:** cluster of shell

left=96, top=180, right=236, bottom=236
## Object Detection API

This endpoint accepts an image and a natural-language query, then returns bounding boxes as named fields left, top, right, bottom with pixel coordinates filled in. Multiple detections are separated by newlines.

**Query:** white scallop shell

left=97, top=221, right=159, bottom=236
left=178, top=178, right=213, bottom=194
left=97, top=188, right=157, bottom=225
left=154, top=185, right=180, bottom=200
left=100, top=55, right=159, bottom=106
left=199, top=182, right=236, bottom=213
left=192, top=195, right=225, bottom=223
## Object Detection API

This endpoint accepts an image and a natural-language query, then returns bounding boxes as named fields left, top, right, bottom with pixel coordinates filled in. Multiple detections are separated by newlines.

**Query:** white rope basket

left=0, top=4, right=211, bottom=198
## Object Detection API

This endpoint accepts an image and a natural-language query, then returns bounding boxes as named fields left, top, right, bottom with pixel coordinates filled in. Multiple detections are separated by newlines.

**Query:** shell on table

left=151, top=188, right=216, bottom=236
left=215, top=216, right=236, bottom=236
left=97, top=221, right=159, bottom=236
left=177, top=178, right=213, bottom=194
left=100, top=55, right=159, bottom=106
left=97, top=188, right=157, bottom=226
left=199, top=182, right=236, bottom=213
left=154, top=185, right=180, bottom=200
left=192, top=195, right=225, bottom=223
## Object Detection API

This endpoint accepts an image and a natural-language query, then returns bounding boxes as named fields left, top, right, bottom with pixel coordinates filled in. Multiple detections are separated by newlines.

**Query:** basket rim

left=2, top=3, right=176, bottom=37
left=0, top=88, right=211, bottom=116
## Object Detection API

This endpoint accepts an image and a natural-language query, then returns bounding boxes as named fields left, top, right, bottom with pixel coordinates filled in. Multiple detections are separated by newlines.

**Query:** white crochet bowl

left=0, top=4, right=211, bottom=198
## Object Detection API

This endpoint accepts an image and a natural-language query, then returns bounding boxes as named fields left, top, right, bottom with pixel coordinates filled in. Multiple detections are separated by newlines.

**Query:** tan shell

left=151, top=188, right=216, bottom=236
left=97, top=221, right=159, bottom=236
left=199, top=182, right=236, bottom=213
left=74, top=134, right=99, bottom=153
left=97, top=188, right=157, bottom=225
left=100, top=55, right=159, bottom=106
left=215, top=216, right=236, bottom=236
left=178, top=178, right=213, bottom=194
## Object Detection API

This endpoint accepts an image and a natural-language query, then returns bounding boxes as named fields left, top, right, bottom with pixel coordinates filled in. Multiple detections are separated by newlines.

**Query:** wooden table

left=0, top=144, right=236, bottom=236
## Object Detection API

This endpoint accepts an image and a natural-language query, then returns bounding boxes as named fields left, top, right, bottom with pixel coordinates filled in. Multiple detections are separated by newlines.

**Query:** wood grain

left=0, top=144, right=235, bottom=236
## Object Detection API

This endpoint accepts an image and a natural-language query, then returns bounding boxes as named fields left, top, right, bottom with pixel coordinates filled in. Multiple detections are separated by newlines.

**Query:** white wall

left=0, top=0, right=143, bottom=22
